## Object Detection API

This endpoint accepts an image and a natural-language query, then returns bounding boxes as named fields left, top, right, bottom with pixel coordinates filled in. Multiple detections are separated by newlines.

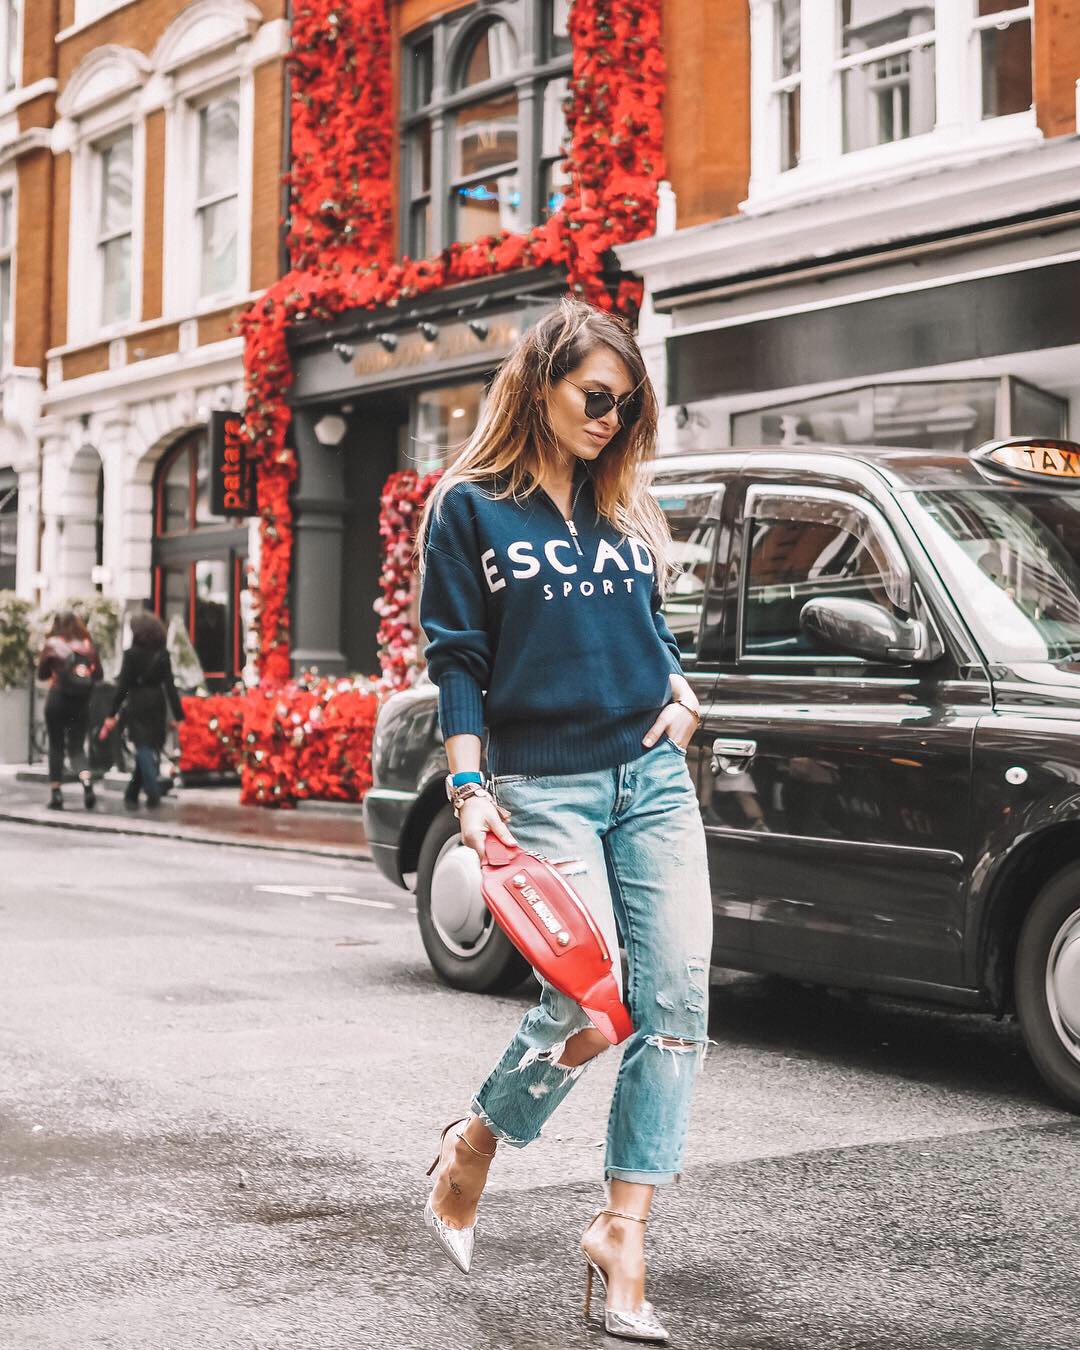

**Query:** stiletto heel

left=581, top=1208, right=669, bottom=1343
left=423, top=1116, right=496, bottom=1275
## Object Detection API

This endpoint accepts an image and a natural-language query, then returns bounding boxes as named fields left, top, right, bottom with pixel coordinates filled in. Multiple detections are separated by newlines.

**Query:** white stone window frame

left=748, top=0, right=1039, bottom=212
left=158, top=1, right=260, bottom=319
left=56, top=47, right=150, bottom=347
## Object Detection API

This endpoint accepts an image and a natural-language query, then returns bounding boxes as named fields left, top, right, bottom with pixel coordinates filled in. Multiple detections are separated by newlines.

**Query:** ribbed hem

left=436, top=669, right=485, bottom=740
left=487, top=707, right=658, bottom=777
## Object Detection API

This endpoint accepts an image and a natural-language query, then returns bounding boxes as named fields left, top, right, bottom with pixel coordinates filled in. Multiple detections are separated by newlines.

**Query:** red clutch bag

left=480, top=834, right=633, bottom=1045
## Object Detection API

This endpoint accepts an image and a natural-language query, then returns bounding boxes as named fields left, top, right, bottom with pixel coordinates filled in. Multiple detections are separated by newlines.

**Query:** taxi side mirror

left=800, top=597, right=940, bottom=664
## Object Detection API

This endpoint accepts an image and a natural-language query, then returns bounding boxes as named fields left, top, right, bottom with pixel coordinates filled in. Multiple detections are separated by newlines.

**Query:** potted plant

left=0, top=590, right=32, bottom=762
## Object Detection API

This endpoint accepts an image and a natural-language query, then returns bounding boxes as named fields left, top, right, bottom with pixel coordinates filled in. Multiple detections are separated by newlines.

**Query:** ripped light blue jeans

left=471, top=736, right=713, bottom=1185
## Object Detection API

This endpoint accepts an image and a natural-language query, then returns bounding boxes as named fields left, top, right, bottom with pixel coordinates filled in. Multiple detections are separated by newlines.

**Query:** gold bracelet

left=670, top=697, right=701, bottom=725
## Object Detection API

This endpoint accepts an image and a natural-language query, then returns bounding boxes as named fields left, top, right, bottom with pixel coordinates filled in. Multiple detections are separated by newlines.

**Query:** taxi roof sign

left=972, top=438, right=1080, bottom=483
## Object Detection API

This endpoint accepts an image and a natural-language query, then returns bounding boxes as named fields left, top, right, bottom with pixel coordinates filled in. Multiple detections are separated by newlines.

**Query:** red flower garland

left=237, top=0, right=666, bottom=685
left=375, top=467, right=442, bottom=689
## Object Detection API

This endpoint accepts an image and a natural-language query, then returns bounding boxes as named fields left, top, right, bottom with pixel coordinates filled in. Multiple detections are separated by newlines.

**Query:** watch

left=445, top=774, right=492, bottom=815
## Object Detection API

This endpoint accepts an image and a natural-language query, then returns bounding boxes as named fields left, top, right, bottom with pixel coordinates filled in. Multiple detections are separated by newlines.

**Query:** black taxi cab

left=363, top=438, right=1080, bottom=1112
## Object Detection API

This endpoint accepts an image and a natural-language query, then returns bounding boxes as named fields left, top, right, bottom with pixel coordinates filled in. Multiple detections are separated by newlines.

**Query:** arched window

left=402, top=3, right=573, bottom=257
left=152, top=429, right=248, bottom=687
left=452, top=21, right=521, bottom=241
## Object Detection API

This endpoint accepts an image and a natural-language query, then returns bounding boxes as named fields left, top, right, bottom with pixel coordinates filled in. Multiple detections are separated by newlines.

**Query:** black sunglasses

left=562, top=378, right=641, bottom=427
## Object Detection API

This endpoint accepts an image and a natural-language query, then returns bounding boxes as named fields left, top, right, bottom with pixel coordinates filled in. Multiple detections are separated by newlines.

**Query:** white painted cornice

left=617, top=136, right=1080, bottom=296
left=0, top=127, right=52, bottom=167
left=0, top=78, right=59, bottom=120
left=41, top=336, right=244, bottom=418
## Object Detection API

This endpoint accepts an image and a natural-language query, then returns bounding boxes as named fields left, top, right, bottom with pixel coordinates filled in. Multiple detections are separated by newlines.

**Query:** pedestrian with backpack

left=36, top=611, right=103, bottom=810
left=99, top=612, right=184, bottom=808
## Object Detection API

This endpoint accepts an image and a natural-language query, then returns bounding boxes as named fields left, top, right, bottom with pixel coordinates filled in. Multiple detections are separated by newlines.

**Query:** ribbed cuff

left=437, top=668, right=485, bottom=740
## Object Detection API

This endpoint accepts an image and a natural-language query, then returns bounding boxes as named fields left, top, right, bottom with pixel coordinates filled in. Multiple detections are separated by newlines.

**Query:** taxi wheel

left=415, top=805, right=530, bottom=994
left=1015, top=863, right=1080, bottom=1113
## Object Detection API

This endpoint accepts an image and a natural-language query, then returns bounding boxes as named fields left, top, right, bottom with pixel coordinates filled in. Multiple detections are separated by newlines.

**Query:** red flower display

left=235, top=0, right=666, bottom=685
left=238, top=674, right=380, bottom=807
left=179, top=693, right=246, bottom=774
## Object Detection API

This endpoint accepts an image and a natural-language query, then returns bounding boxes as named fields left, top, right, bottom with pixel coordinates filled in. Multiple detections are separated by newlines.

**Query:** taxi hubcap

left=429, top=835, right=493, bottom=959
left=1046, top=907, right=1080, bottom=1064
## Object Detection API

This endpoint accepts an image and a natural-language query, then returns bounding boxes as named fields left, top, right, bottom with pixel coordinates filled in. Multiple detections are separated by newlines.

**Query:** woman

left=418, top=299, right=712, bottom=1342
left=99, top=612, right=183, bottom=808
left=37, top=611, right=102, bottom=811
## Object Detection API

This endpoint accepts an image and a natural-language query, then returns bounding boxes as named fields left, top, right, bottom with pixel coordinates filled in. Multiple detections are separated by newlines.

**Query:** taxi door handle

left=711, top=738, right=757, bottom=776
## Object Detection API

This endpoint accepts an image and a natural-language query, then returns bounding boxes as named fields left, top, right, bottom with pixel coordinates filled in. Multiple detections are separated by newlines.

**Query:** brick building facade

left=0, top=0, right=287, bottom=687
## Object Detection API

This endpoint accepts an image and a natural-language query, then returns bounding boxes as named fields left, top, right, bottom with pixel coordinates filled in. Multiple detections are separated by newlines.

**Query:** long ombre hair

left=418, top=298, right=672, bottom=590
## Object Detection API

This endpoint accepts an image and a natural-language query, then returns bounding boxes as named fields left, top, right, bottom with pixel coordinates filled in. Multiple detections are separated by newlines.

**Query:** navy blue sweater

left=420, top=470, right=682, bottom=776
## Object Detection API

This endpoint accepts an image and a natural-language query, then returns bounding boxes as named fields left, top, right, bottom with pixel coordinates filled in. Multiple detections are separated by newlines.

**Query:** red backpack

left=481, top=835, right=633, bottom=1044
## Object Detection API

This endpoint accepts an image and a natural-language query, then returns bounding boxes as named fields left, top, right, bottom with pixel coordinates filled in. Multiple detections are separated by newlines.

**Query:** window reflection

left=194, top=559, right=229, bottom=675
left=410, top=382, right=485, bottom=474
left=838, top=1, right=935, bottom=151
left=909, top=490, right=1080, bottom=664
left=460, top=19, right=517, bottom=85
left=731, top=379, right=1035, bottom=453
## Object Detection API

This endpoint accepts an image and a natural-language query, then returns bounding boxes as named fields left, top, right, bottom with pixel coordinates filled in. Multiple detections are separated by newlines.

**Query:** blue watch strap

left=451, top=770, right=484, bottom=787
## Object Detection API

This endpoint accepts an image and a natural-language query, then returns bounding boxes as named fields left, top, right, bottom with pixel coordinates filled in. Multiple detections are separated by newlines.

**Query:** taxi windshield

left=907, top=487, right=1080, bottom=663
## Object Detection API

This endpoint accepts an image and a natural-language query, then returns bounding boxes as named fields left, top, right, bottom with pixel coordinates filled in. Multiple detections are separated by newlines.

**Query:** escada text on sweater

left=419, top=470, right=682, bottom=777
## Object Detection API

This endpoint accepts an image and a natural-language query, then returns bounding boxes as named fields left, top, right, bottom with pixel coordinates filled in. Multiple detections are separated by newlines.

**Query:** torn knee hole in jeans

left=511, top=1027, right=606, bottom=1083
left=644, top=1033, right=707, bottom=1076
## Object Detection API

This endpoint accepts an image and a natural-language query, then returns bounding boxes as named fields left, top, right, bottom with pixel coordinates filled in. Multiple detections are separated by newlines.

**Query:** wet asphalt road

left=1, top=820, right=1079, bottom=1350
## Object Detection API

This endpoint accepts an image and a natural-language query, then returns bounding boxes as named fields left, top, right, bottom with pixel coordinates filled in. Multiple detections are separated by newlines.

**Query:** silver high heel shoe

left=423, top=1116, right=497, bottom=1274
left=582, top=1208, right=669, bottom=1343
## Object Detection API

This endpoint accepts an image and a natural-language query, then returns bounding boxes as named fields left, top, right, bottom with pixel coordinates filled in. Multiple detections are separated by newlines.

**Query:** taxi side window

left=743, top=492, right=904, bottom=660
left=657, top=485, right=724, bottom=658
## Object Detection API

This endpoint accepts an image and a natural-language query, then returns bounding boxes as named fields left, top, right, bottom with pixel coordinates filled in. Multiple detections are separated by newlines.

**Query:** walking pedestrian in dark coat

left=36, top=611, right=103, bottom=811
left=100, top=612, right=184, bottom=808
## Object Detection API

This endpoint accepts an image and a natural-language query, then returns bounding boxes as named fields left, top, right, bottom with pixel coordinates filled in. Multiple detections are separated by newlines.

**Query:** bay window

left=750, top=1, right=1037, bottom=199
left=838, top=3, right=935, bottom=151
left=974, top=1, right=1033, bottom=119
left=772, top=0, right=801, bottom=171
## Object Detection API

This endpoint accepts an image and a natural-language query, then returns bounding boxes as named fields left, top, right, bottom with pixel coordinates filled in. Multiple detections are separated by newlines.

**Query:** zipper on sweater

left=538, top=478, right=587, bottom=557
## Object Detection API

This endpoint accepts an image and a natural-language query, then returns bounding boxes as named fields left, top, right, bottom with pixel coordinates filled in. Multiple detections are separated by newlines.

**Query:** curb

left=0, top=808, right=374, bottom=864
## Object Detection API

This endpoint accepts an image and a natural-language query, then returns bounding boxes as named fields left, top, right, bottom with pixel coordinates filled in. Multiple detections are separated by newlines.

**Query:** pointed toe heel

left=422, top=1116, right=496, bottom=1276
left=423, top=1198, right=476, bottom=1274
left=581, top=1209, right=669, bottom=1344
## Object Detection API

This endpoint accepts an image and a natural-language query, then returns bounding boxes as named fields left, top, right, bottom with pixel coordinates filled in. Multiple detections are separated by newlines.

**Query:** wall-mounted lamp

left=313, top=413, right=348, bottom=446
left=376, top=332, right=399, bottom=352
left=332, top=341, right=356, bottom=363
left=467, top=320, right=489, bottom=341
left=417, top=321, right=440, bottom=342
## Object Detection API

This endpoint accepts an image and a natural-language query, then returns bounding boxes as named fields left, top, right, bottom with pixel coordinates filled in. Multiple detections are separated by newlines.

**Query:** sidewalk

left=0, top=767, right=372, bottom=861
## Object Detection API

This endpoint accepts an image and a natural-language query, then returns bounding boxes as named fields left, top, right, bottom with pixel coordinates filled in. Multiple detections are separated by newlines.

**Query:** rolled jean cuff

left=605, top=1167, right=680, bottom=1186
left=469, top=1097, right=531, bottom=1148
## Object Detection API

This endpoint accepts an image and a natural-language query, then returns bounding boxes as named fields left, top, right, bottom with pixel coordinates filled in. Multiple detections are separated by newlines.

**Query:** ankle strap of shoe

left=458, top=1130, right=497, bottom=1160
left=602, top=1208, right=648, bottom=1223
